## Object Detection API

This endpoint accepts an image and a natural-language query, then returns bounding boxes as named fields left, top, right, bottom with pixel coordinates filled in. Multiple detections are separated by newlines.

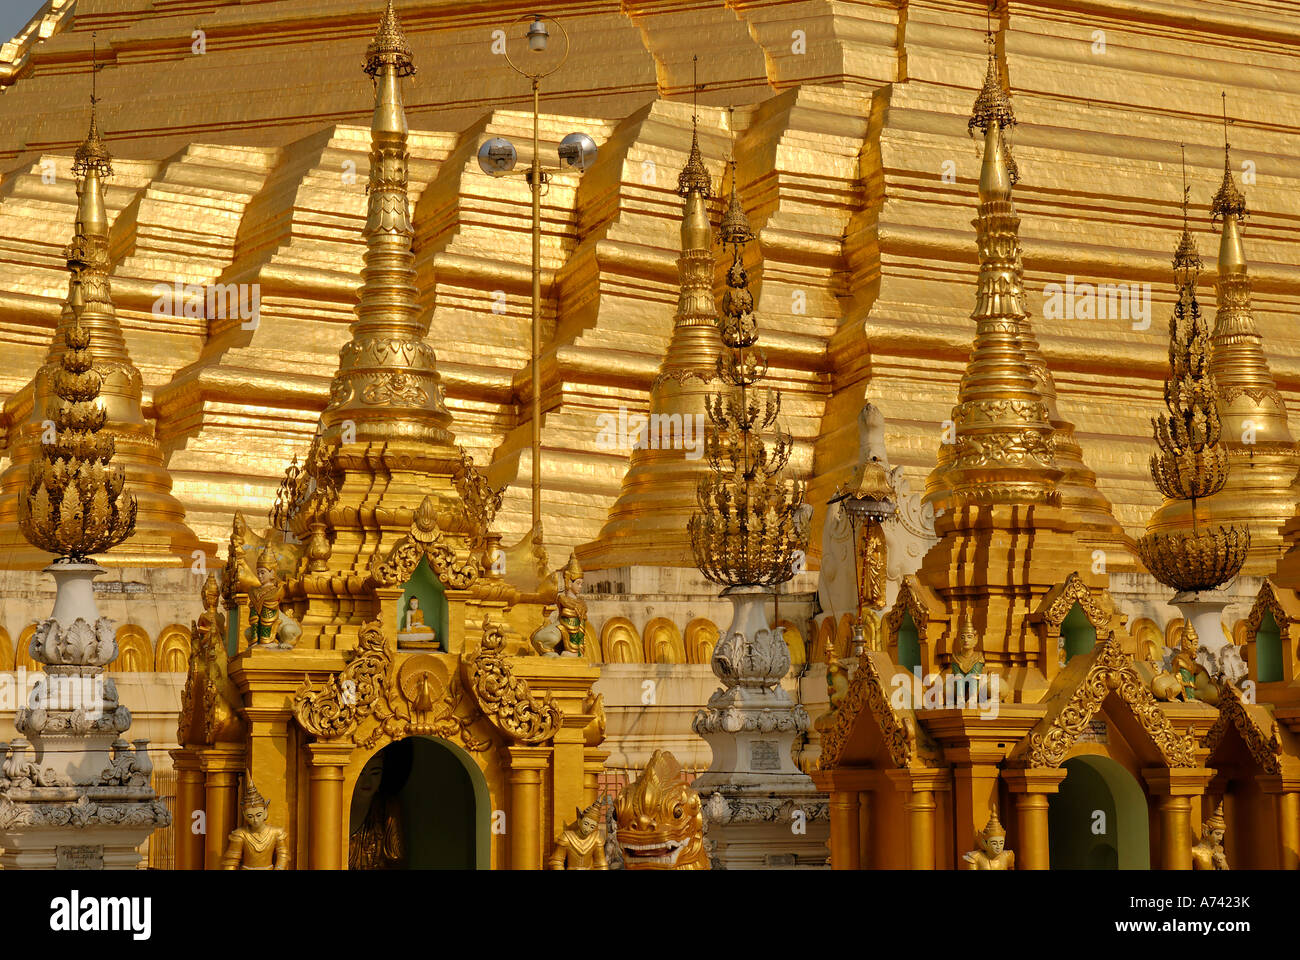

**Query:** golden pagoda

left=923, top=40, right=1132, bottom=572
left=578, top=81, right=724, bottom=571
left=1142, top=107, right=1299, bottom=578
left=0, top=77, right=201, bottom=567
left=170, top=1, right=604, bottom=871
left=809, top=42, right=1300, bottom=872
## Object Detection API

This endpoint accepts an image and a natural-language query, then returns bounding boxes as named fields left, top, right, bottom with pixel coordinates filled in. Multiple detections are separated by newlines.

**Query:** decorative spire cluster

left=689, top=153, right=806, bottom=587
left=16, top=89, right=136, bottom=560
left=1136, top=152, right=1248, bottom=592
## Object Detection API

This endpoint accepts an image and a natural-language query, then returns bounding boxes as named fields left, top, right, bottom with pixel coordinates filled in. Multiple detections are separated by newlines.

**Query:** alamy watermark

left=1, top=669, right=106, bottom=715
left=595, top=408, right=705, bottom=460
left=890, top=668, right=1002, bottom=719
left=152, top=281, right=260, bottom=329
left=1042, top=276, right=1151, bottom=330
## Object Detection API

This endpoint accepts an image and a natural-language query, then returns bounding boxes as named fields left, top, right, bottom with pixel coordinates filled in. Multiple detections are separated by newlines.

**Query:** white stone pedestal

left=0, top=563, right=170, bottom=869
left=692, top=585, right=829, bottom=869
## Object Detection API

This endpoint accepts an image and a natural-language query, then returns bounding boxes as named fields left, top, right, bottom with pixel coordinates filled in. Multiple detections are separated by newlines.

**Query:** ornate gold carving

left=1202, top=681, right=1282, bottom=774
left=178, top=573, right=245, bottom=746
left=360, top=652, right=488, bottom=751
left=293, top=620, right=391, bottom=741
left=817, top=651, right=935, bottom=770
left=368, top=494, right=481, bottom=590
left=465, top=619, right=561, bottom=744
left=615, top=750, right=708, bottom=870
left=1040, top=571, right=1110, bottom=630
left=1016, top=634, right=1198, bottom=768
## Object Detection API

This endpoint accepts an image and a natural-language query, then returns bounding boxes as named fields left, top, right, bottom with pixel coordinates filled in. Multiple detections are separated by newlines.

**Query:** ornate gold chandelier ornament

left=1136, top=147, right=1249, bottom=592
left=688, top=146, right=807, bottom=588
left=17, top=58, right=136, bottom=562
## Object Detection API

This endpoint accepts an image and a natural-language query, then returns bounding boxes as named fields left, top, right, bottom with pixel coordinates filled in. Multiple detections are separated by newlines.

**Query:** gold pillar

left=306, top=740, right=355, bottom=870
left=857, top=791, right=871, bottom=867
left=198, top=743, right=244, bottom=870
left=886, top=769, right=947, bottom=870
left=1003, top=768, right=1066, bottom=870
left=506, top=746, right=550, bottom=870
left=169, top=748, right=206, bottom=871
left=584, top=748, right=610, bottom=807
left=1144, top=767, right=1214, bottom=871
left=1260, top=775, right=1300, bottom=869
left=812, top=768, right=872, bottom=869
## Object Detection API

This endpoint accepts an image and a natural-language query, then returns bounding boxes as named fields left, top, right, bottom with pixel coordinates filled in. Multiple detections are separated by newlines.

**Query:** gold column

left=306, top=741, right=355, bottom=870
left=1260, top=776, right=1300, bottom=869
left=583, top=748, right=610, bottom=807
left=887, top=768, right=946, bottom=869
left=812, top=768, right=871, bottom=869
left=506, top=746, right=550, bottom=870
left=1003, top=768, right=1066, bottom=870
left=1145, top=763, right=1215, bottom=870
left=199, top=744, right=244, bottom=870
left=169, top=748, right=206, bottom=871
left=857, top=791, right=871, bottom=867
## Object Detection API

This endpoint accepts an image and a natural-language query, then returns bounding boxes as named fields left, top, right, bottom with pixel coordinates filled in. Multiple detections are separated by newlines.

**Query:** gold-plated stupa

left=578, top=103, right=724, bottom=570
left=925, top=37, right=1130, bottom=565
left=0, top=95, right=200, bottom=567
left=1146, top=104, right=1300, bottom=576
left=1136, top=163, right=1249, bottom=594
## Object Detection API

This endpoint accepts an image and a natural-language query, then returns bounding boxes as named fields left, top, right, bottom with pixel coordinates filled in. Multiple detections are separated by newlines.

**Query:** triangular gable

left=1031, top=570, right=1119, bottom=633
left=1245, top=579, right=1300, bottom=642
left=1007, top=633, right=1199, bottom=769
left=817, top=651, right=941, bottom=771
left=1203, top=682, right=1295, bottom=776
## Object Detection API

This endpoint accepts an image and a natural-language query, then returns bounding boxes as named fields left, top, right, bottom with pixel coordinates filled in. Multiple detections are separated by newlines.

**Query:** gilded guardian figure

left=221, top=777, right=290, bottom=870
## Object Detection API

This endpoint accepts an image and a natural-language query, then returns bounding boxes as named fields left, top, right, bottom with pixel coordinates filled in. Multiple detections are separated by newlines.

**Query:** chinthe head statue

left=614, top=750, right=708, bottom=870
left=562, top=553, right=583, bottom=592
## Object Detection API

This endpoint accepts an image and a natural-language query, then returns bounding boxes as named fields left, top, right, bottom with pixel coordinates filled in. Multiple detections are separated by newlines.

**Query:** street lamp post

left=828, top=459, right=896, bottom=656
left=479, top=14, right=598, bottom=560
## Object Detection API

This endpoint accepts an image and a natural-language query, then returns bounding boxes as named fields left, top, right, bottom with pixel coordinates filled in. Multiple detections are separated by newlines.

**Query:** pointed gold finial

left=364, top=0, right=415, bottom=78
left=1210, top=92, right=1246, bottom=225
left=677, top=56, right=710, bottom=198
left=16, top=33, right=137, bottom=561
left=72, top=33, right=111, bottom=180
left=320, top=0, right=452, bottom=446
left=1172, top=144, right=1201, bottom=276
left=968, top=6, right=1019, bottom=187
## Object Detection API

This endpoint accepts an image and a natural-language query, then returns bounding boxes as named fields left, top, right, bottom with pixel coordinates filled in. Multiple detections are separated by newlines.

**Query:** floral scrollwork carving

left=1015, top=633, right=1198, bottom=769
left=1202, top=681, right=1282, bottom=774
left=358, top=653, right=491, bottom=752
left=818, top=652, right=936, bottom=770
left=293, top=620, right=391, bottom=740
left=465, top=619, right=561, bottom=744
left=369, top=494, right=482, bottom=590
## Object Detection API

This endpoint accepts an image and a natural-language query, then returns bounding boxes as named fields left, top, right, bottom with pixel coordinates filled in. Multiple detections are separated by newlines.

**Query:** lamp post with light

left=478, top=14, right=598, bottom=559
left=828, top=459, right=896, bottom=656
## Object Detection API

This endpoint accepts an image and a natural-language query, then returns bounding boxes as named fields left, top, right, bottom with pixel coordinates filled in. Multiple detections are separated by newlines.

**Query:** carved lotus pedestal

left=0, top=564, right=170, bottom=869
left=691, top=585, right=829, bottom=869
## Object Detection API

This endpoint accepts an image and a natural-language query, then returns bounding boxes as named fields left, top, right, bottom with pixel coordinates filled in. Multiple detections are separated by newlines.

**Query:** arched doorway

left=349, top=736, right=491, bottom=869
left=1048, top=755, right=1149, bottom=869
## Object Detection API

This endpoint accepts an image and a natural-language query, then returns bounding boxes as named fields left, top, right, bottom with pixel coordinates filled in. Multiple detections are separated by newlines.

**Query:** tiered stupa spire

left=251, top=0, right=494, bottom=651
left=0, top=52, right=199, bottom=566
left=1194, top=97, right=1298, bottom=574
left=579, top=71, right=725, bottom=569
left=927, top=34, right=1129, bottom=562
left=902, top=41, right=1109, bottom=692
left=1136, top=154, right=1249, bottom=594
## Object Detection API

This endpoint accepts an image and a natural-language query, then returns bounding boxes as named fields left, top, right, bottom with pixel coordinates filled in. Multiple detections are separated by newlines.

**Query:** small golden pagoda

left=0, top=88, right=201, bottom=567
left=1143, top=104, right=1299, bottom=576
left=578, top=91, right=724, bottom=570
left=811, top=46, right=1300, bottom=871
left=171, top=0, right=605, bottom=870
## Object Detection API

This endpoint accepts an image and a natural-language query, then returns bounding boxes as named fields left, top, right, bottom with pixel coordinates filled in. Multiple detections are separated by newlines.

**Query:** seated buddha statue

left=397, top=595, right=438, bottom=649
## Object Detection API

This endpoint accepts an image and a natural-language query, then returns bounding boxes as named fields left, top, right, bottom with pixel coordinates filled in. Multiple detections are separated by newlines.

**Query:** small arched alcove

left=1255, top=609, right=1283, bottom=682
left=398, top=558, right=450, bottom=648
left=1048, top=754, right=1149, bottom=869
left=349, top=736, right=490, bottom=870
left=1061, top=603, right=1098, bottom=662
left=897, top=611, right=922, bottom=674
